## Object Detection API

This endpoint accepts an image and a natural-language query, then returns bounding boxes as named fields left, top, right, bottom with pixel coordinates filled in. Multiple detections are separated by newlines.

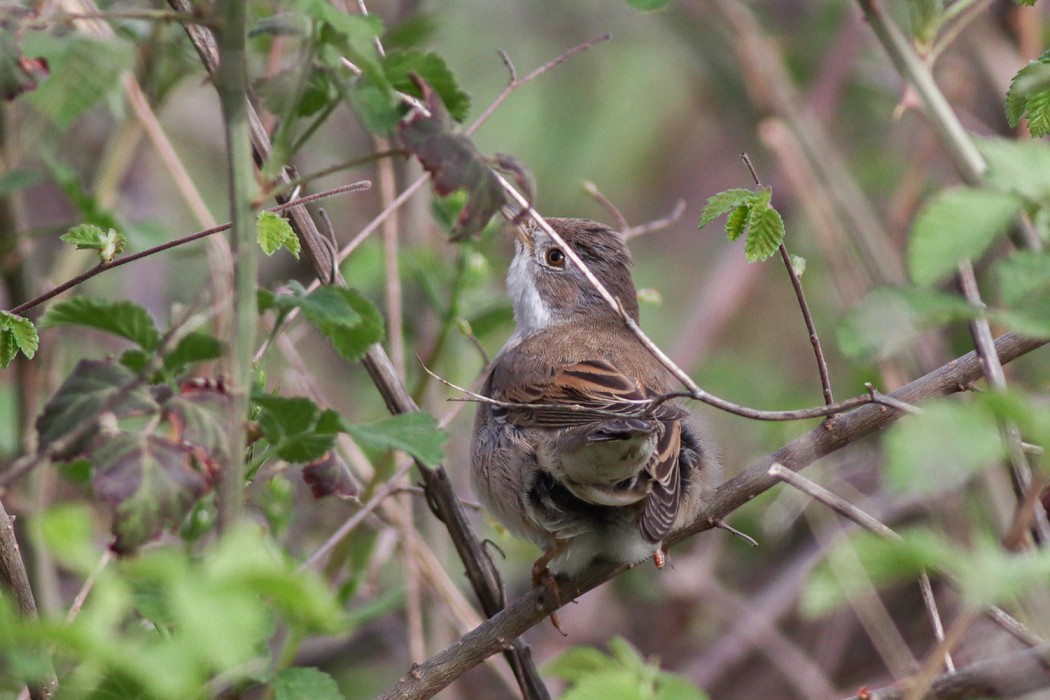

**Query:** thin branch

left=845, top=644, right=1050, bottom=700
left=376, top=333, right=1047, bottom=700
left=499, top=173, right=882, bottom=422
left=623, top=199, right=687, bottom=240
left=741, top=152, right=834, bottom=406
left=466, top=34, right=612, bottom=136
left=5, top=181, right=370, bottom=317
left=0, top=500, right=56, bottom=700
left=582, top=181, right=628, bottom=232
left=768, top=465, right=953, bottom=672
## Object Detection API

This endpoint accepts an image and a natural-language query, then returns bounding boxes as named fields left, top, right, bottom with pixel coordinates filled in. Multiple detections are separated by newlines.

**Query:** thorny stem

left=5, top=181, right=371, bottom=318
left=741, top=152, right=834, bottom=406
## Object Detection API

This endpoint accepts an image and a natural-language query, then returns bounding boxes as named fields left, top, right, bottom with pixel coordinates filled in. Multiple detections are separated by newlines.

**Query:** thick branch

left=377, top=332, right=1046, bottom=700
left=843, top=644, right=1050, bottom=700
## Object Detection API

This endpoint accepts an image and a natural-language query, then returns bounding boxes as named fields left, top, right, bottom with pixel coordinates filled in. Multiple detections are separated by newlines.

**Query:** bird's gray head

left=507, top=218, right=639, bottom=338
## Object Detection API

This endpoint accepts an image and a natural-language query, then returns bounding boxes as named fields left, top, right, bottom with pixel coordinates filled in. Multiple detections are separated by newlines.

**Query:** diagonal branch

left=377, top=332, right=1047, bottom=700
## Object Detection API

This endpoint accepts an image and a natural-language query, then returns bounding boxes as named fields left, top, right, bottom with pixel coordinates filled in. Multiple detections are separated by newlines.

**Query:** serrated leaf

left=0, top=311, right=38, bottom=367
left=257, top=211, right=300, bottom=259
left=384, top=50, right=470, bottom=122
left=884, top=400, right=1005, bottom=494
left=254, top=395, right=341, bottom=463
left=24, top=34, right=134, bottom=131
left=295, top=286, right=384, bottom=363
left=974, top=136, right=1050, bottom=204
left=60, top=223, right=127, bottom=263
left=342, top=412, right=447, bottom=467
left=41, top=298, right=160, bottom=350
left=698, top=188, right=754, bottom=228
left=398, top=76, right=506, bottom=240
left=724, top=203, right=750, bottom=242
left=907, top=187, right=1021, bottom=286
left=743, top=203, right=784, bottom=262
left=272, top=667, right=344, bottom=700
left=1005, top=49, right=1050, bottom=136
left=92, top=433, right=214, bottom=554
left=837, top=286, right=977, bottom=360
left=36, top=359, right=158, bottom=455
left=789, top=254, right=806, bottom=277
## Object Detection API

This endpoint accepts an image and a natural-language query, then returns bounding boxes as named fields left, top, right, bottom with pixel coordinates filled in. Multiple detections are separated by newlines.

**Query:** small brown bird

left=471, top=218, right=719, bottom=582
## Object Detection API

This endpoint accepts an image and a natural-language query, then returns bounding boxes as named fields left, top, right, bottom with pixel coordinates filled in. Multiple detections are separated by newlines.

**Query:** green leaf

left=254, top=395, right=341, bottom=463
left=398, top=76, right=507, bottom=240
left=561, top=670, right=646, bottom=700
left=724, top=204, right=751, bottom=242
left=907, top=187, right=1021, bottom=286
left=995, top=250, right=1050, bottom=306
left=974, top=136, right=1050, bottom=204
left=292, top=285, right=384, bottom=363
left=60, top=223, right=127, bottom=263
left=35, top=359, right=159, bottom=455
left=837, top=286, right=977, bottom=360
left=544, top=646, right=620, bottom=681
left=0, top=311, right=38, bottom=368
left=38, top=504, right=102, bottom=574
left=257, top=210, right=300, bottom=259
left=384, top=50, right=470, bottom=123
left=46, top=159, right=121, bottom=230
left=92, top=433, right=215, bottom=554
left=272, top=667, right=345, bottom=700
left=342, top=412, right=448, bottom=467
left=1005, top=49, right=1050, bottom=136
left=41, top=298, right=160, bottom=351
left=788, top=254, right=806, bottom=277
left=743, top=202, right=784, bottom=262
left=801, top=528, right=959, bottom=616
left=698, top=188, right=754, bottom=228
left=163, top=333, right=223, bottom=374
left=884, top=400, right=1005, bottom=495
left=24, top=34, right=134, bottom=131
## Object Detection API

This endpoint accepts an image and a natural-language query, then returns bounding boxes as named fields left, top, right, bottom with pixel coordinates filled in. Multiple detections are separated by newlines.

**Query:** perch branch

left=377, top=332, right=1046, bottom=700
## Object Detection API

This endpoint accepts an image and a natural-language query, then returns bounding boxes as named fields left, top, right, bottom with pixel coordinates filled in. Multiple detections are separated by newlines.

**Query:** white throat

left=507, top=245, right=553, bottom=340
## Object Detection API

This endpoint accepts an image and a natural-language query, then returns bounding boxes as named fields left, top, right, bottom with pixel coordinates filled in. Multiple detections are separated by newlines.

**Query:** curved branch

left=377, top=332, right=1047, bottom=700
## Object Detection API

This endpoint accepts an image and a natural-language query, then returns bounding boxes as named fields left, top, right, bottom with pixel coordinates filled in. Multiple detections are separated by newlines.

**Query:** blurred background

left=4, top=0, right=1050, bottom=698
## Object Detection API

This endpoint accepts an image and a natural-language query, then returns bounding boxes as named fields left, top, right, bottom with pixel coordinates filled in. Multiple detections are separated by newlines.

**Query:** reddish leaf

left=398, top=75, right=506, bottom=240
left=91, top=433, right=214, bottom=554
left=164, top=378, right=232, bottom=475
left=302, top=452, right=359, bottom=500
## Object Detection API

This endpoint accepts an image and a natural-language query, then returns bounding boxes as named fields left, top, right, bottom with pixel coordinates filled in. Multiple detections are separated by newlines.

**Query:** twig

left=741, top=152, right=834, bottom=406
left=846, top=645, right=1050, bottom=700
left=466, top=35, right=612, bottom=136
left=376, top=332, right=1047, bottom=700
left=5, top=181, right=371, bottom=317
left=499, top=173, right=883, bottom=422
left=768, top=465, right=953, bottom=672
left=865, top=383, right=923, bottom=415
left=623, top=199, right=687, bottom=240
left=582, top=181, right=628, bottom=232
left=0, top=500, right=56, bottom=700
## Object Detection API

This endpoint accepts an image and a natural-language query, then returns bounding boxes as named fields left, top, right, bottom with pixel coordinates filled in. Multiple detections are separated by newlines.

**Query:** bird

left=470, top=217, right=720, bottom=586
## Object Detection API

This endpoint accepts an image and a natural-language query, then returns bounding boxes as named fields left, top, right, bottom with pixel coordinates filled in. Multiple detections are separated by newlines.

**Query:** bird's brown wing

left=639, top=418, right=681, bottom=543
left=492, top=357, right=682, bottom=427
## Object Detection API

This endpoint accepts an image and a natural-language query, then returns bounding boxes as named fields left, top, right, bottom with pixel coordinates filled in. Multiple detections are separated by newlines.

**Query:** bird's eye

left=544, top=247, right=566, bottom=268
